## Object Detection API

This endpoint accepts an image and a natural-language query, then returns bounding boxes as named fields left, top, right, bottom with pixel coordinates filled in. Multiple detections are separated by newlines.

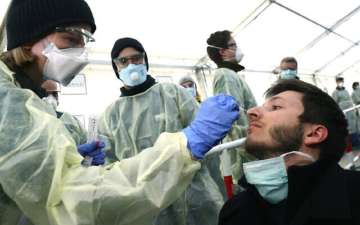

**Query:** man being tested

left=219, top=79, right=360, bottom=225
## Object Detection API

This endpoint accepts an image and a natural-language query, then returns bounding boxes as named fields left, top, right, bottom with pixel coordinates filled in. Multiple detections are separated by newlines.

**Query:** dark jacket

left=219, top=160, right=360, bottom=225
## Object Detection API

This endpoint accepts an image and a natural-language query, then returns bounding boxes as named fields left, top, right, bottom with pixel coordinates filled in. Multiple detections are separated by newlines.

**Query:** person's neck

left=217, top=60, right=244, bottom=72
left=120, top=75, right=156, bottom=97
left=21, top=63, right=43, bottom=86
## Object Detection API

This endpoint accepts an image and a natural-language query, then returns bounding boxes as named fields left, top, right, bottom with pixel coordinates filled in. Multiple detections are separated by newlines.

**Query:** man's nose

left=247, top=106, right=260, bottom=120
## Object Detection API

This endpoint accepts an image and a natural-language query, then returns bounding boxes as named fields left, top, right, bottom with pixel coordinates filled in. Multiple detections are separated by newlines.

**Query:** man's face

left=280, top=61, right=297, bottom=71
left=113, top=47, right=145, bottom=71
left=245, top=91, right=305, bottom=159
left=41, top=80, right=60, bottom=104
left=30, top=24, right=93, bottom=82
left=221, top=37, right=237, bottom=62
left=180, top=81, right=195, bottom=88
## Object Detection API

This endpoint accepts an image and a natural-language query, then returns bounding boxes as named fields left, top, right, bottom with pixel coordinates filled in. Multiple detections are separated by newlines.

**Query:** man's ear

left=303, top=124, right=328, bottom=145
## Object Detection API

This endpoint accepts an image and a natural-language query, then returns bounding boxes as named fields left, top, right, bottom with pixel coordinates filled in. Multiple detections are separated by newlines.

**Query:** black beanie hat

left=111, top=37, right=149, bottom=79
left=6, top=0, right=96, bottom=50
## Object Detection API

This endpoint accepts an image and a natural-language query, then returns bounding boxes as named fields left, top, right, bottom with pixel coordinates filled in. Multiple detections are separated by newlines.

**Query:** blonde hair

left=0, top=47, right=35, bottom=70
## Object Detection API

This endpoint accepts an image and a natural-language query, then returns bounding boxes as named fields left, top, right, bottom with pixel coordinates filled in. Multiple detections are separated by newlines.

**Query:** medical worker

left=332, top=77, right=359, bottom=147
left=97, top=37, right=225, bottom=225
left=179, top=75, right=202, bottom=103
left=207, top=30, right=257, bottom=181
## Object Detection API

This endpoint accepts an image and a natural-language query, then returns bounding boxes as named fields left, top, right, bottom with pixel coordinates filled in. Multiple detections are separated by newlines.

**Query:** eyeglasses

left=180, top=82, right=195, bottom=88
left=46, top=91, right=60, bottom=98
left=113, top=53, right=145, bottom=67
left=227, top=42, right=237, bottom=49
left=54, top=27, right=95, bottom=48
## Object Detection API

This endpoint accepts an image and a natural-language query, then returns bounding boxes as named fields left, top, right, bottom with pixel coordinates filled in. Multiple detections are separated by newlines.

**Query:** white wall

left=57, top=64, right=119, bottom=129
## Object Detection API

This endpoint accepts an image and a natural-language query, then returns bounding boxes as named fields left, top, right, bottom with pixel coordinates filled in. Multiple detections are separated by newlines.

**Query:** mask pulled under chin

left=243, top=151, right=315, bottom=204
left=42, top=43, right=89, bottom=86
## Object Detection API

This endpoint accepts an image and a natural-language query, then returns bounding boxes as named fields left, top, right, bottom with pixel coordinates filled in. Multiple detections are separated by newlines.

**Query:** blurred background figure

left=351, top=82, right=360, bottom=106
left=207, top=30, right=257, bottom=183
left=42, top=80, right=87, bottom=145
left=98, top=37, right=224, bottom=225
left=332, top=77, right=360, bottom=149
left=278, top=56, right=299, bottom=80
left=41, top=80, right=60, bottom=110
left=352, top=81, right=360, bottom=148
left=179, top=75, right=202, bottom=103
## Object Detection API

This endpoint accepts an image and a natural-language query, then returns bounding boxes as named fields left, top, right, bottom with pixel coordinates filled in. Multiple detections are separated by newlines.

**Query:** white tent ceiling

left=2, top=0, right=360, bottom=79
left=85, top=0, right=360, bottom=79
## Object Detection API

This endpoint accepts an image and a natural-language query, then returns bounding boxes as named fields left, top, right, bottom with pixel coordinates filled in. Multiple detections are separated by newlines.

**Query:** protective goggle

left=113, top=53, right=145, bottom=67
left=208, top=42, right=237, bottom=50
left=54, top=27, right=95, bottom=47
left=181, top=82, right=195, bottom=88
left=46, top=90, right=60, bottom=98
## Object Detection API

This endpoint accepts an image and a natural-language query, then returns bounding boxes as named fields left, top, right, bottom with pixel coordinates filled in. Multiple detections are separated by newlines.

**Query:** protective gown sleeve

left=175, top=85, right=199, bottom=127
left=213, top=68, right=255, bottom=134
left=0, top=68, right=200, bottom=225
left=352, top=91, right=360, bottom=105
left=212, top=68, right=257, bottom=181
left=59, top=111, right=88, bottom=145
left=332, top=90, right=339, bottom=103
left=213, top=68, right=257, bottom=110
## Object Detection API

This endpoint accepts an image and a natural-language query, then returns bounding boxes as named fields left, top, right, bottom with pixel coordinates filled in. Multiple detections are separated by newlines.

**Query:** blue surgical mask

left=337, top=82, right=344, bottom=88
left=243, top=151, right=314, bottom=204
left=280, top=69, right=297, bottom=80
left=119, top=64, right=147, bottom=87
left=185, top=87, right=196, bottom=97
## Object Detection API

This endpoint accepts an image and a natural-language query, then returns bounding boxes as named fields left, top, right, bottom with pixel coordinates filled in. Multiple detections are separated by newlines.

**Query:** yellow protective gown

left=59, top=111, right=88, bottom=145
left=332, top=88, right=357, bottom=134
left=97, top=83, right=225, bottom=225
left=0, top=60, right=200, bottom=225
left=212, top=68, right=258, bottom=181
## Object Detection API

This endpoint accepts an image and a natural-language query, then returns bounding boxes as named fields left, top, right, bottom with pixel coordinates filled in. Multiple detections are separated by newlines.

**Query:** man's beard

left=245, top=123, right=304, bottom=159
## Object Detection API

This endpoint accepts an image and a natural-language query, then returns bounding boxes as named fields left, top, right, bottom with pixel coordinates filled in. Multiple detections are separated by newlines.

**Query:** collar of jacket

left=286, top=159, right=351, bottom=223
left=217, top=61, right=245, bottom=72
left=336, top=86, right=345, bottom=91
left=12, top=65, right=47, bottom=98
left=238, top=158, right=352, bottom=222
left=120, top=75, right=156, bottom=97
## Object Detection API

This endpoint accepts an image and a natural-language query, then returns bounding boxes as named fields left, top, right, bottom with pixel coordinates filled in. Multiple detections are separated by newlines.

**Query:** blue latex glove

left=351, top=132, right=360, bottom=148
left=183, top=94, right=239, bottom=159
left=77, top=140, right=106, bottom=166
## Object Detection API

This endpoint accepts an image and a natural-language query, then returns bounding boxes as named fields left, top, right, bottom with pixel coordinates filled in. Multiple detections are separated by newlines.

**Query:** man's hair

left=280, top=57, right=297, bottom=66
left=206, top=30, right=232, bottom=65
left=336, top=77, right=344, bottom=82
left=265, top=79, right=348, bottom=161
left=353, top=82, right=359, bottom=90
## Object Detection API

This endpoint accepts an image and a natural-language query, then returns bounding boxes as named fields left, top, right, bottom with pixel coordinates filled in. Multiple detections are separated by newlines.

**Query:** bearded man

left=218, top=79, right=360, bottom=225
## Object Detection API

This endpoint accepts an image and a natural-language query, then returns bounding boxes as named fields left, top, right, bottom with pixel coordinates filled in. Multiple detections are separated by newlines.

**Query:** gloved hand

left=183, top=94, right=239, bottom=159
left=351, top=132, right=360, bottom=148
left=77, top=140, right=106, bottom=166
